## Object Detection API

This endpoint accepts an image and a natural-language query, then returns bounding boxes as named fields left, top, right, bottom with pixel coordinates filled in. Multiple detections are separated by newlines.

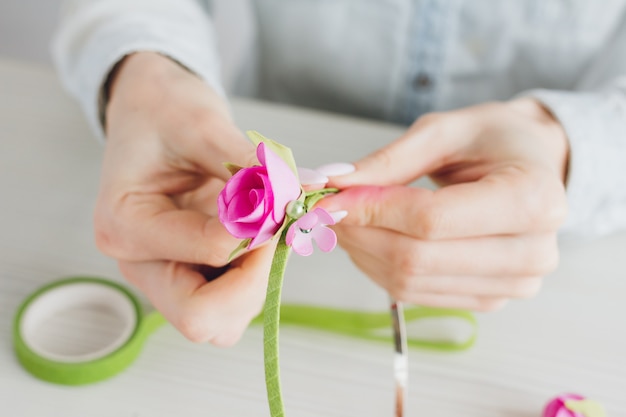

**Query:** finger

left=319, top=166, right=567, bottom=239
left=119, top=241, right=276, bottom=346
left=298, top=167, right=328, bottom=186
left=339, top=231, right=543, bottom=299
left=328, top=111, right=478, bottom=189
left=340, top=243, right=509, bottom=311
left=298, top=167, right=328, bottom=193
left=406, top=275, right=543, bottom=299
left=95, top=192, right=241, bottom=265
left=171, top=118, right=259, bottom=182
left=335, top=225, right=559, bottom=278
left=170, top=176, right=224, bottom=216
left=402, top=293, right=509, bottom=312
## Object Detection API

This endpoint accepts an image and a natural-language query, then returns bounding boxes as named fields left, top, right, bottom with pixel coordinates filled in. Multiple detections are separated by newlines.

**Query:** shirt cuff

left=523, top=88, right=626, bottom=237
left=52, top=5, right=224, bottom=141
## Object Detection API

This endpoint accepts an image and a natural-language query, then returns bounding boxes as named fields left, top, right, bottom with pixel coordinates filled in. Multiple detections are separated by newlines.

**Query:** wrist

left=105, top=52, right=186, bottom=109
left=507, top=98, right=570, bottom=184
left=103, top=52, right=230, bottom=132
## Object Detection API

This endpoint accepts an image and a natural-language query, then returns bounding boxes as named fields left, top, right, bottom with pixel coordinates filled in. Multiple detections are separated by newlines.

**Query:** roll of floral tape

left=13, top=276, right=166, bottom=385
left=13, top=275, right=477, bottom=391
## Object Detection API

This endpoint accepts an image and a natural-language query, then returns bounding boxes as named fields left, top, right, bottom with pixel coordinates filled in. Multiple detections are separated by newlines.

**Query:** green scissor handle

left=254, top=304, right=477, bottom=352
left=14, top=276, right=476, bottom=387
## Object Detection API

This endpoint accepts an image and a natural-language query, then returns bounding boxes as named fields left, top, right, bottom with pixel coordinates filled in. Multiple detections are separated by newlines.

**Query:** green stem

left=264, top=237, right=290, bottom=417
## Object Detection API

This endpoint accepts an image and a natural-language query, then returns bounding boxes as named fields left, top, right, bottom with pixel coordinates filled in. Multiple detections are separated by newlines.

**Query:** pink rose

left=218, top=142, right=301, bottom=249
left=543, top=394, right=585, bottom=417
left=543, top=394, right=605, bottom=417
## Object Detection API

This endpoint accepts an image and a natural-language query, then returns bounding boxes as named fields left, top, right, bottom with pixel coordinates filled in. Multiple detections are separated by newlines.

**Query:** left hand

left=95, top=52, right=274, bottom=346
left=318, top=98, right=569, bottom=311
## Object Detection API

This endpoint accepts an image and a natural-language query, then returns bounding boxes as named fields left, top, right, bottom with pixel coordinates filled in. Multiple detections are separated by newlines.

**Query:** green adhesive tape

left=13, top=276, right=166, bottom=385
left=13, top=274, right=476, bottom=390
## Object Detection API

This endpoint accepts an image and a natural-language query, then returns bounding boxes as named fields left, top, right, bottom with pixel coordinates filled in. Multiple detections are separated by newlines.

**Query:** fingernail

left=316, top=163, right=355, bottom=177
left=330, top=210, right=348, bottom=224
left=298, top=167, right=329, bottom=185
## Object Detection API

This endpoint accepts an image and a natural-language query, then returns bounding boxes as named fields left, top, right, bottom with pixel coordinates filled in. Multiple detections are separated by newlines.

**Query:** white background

left=0, top=0, right=62, bottom=64
left=0, top=0, right=248, bottom=82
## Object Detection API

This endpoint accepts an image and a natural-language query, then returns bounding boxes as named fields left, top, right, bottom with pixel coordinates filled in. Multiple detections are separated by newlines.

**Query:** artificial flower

left=218, top=142, right=301, bottom=249
left=286, top=207, right=337, bottom=256
left=543, top=394, right=606, bottom=417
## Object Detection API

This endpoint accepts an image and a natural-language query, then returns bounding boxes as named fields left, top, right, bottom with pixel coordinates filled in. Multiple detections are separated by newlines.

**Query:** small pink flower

left=286, top=208, right=337, bottom=256
left=218, top=143, right=301, bottom=249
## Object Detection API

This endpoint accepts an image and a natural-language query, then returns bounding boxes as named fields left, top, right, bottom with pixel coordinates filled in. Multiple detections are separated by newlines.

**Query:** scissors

left=390, top=299, right=408, bottom=417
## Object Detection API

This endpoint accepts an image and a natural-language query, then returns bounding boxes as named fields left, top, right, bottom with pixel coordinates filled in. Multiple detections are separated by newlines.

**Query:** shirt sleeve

left=51, top=0, right=224, bottom=140
left=521, top=21, right=626, bottom=237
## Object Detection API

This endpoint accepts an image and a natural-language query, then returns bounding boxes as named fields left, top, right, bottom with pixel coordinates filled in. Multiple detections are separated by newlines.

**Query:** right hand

left=319, top=100, right=568, bottom=311
left=96, top=52, right=274, bottom=346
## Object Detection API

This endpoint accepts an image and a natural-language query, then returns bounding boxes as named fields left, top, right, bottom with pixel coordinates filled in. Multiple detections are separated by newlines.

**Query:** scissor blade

left=390, top=299, right=408, bottom=417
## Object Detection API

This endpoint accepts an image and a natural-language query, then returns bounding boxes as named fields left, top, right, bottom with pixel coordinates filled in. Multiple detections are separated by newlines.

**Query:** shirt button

left=413, top=72, right=433, bottom=90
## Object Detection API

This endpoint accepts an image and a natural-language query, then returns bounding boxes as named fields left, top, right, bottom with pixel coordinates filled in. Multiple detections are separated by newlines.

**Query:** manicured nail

left=315, top=163, right=355, bottom=177
left=297, top=167, right=329, bottom=185
left=330, top=210, right=348, bottom=224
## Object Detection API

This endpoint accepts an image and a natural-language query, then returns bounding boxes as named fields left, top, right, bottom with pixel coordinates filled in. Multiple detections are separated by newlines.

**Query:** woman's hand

left=96, top=52, right=273, bottom=346
left=319, top=99, right=569, bottom=311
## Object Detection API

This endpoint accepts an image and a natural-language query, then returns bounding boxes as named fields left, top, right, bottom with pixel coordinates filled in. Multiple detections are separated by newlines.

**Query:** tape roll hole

left=20, top=282, right=137, bottom=363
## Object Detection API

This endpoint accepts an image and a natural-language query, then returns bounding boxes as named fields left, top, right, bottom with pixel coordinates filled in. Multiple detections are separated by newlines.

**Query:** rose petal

left=224, top=219, right=263, bottom=239
left=257, top=142, right=301, bottom=223
left=259, top=171, right=274, bottom=216
left=543, top=394, right=586, bottom=417
left=248, top=214, right=281, bottom=249
left=222, top=166, right=264, bottom=204
left=249, top=188, right=262, bottom=205
left=227, top=193, right=264, bottom=222
left=217, top=192, right=228, bottom=222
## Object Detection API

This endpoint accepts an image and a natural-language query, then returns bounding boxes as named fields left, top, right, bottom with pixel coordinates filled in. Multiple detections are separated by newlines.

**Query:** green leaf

left=227, top=238, right=251, bottom=262
left=565, top=400, right=606, bottom=417
left=223, top=162, right=245, bottom=176
left=304, top=188, right=339, bottom=209
left=246, top=131, right=299, bottom=178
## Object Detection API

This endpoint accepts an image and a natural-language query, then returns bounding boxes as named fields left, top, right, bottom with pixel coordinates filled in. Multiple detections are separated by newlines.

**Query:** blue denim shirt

left=244, top=1, right=622, bottom=121
left=53, top=0, right=626, bottom=236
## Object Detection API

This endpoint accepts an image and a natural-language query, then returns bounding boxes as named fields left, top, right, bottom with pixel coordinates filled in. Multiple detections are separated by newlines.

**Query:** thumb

left=327, top=112, right=474, bottom=189
left=182, top=119, right=258, bottom=182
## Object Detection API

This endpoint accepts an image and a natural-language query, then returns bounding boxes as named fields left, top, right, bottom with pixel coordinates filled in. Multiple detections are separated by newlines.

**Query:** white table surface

left=0, top=58, right=625, bottom=417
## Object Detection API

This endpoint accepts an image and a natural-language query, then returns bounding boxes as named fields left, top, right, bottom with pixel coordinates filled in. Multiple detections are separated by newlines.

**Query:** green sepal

left=246, top=131, right=299, bottom=179
left=223, top=162, right=245, bottom=176
left=227, top=238, right=252, bottom=262
left=565, top=400, right=607, bottom=417
left=304, top=188, right=338, bottom=209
